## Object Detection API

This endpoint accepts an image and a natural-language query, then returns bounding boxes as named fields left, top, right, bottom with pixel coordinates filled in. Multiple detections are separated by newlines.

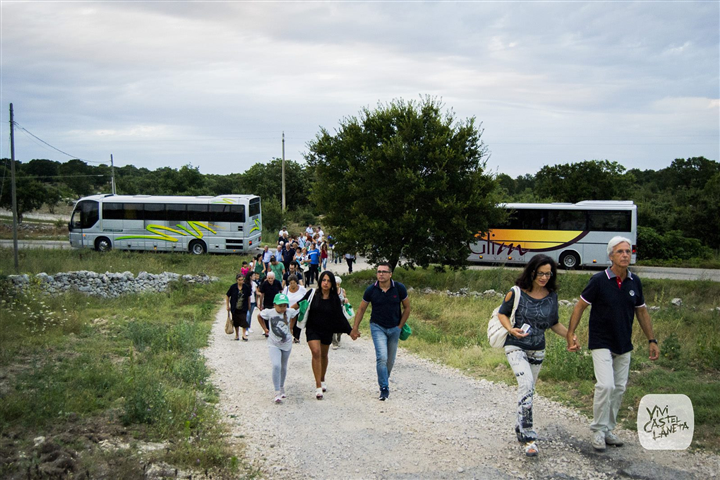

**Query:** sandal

left=524, top=441, right=539, bottom=457
left=315, top=388, right=324, bottom=400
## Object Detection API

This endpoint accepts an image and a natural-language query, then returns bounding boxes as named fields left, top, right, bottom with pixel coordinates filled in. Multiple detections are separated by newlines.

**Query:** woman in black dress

left=299, top=271, right=351, bottom=399
left=226, top=273, right=252, bottom=341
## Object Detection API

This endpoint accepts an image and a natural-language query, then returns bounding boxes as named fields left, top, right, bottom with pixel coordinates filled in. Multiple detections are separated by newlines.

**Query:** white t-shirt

left=260, top=307, right=298, bottom=351
left=284, top=285, right=307, bottom=309
left=305, top=226, right=314, bottom=235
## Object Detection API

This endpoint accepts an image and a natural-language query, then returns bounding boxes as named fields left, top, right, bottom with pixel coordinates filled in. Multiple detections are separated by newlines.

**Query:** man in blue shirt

left=306, top=243, right=320, bottom=286
left=351, top=262, right=411, bottom=400
left=261, top=245, right=273, bottom=273
left=567, top=236, right=659, bottom=451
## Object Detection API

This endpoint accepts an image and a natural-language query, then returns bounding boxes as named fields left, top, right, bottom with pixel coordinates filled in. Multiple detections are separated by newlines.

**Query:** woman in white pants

left=259, top=293, right=298, bottom=403
left=498, top=255, right=578, bottom=457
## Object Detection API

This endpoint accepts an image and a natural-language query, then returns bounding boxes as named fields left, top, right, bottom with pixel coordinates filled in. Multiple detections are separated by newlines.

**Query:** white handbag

left=487, top=286, right=521, bottom=348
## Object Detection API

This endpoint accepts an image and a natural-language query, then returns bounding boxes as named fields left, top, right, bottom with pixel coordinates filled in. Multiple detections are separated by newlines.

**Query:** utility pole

left=110, top=154, right=116, bottom=194
left=9, top=104, right=19, bottom=271
left=281, top=131, right=286, bottom=212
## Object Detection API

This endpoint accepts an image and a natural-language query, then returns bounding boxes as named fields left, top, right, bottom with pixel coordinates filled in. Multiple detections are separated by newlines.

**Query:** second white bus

left=69, top=194, right=262, bottom=254
left=468, top=201, right=637, bottom=269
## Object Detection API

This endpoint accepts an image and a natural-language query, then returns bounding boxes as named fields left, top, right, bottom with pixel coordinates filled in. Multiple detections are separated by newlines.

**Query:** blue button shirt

left=581, top=268, right=646, bottom=354
left=362, top=280, right=408, bottom=329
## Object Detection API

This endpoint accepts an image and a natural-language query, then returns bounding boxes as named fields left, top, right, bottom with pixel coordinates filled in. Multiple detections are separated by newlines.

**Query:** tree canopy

left=306, top=97, right=502, bottom=270
left=534, top=160, right=633, bottom=203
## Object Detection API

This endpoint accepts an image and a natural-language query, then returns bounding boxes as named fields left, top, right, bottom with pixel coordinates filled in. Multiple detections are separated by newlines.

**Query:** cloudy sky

left=1, top=1, right=718, bottom=178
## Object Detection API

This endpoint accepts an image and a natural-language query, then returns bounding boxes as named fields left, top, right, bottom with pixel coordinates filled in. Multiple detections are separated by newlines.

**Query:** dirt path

left=203, top=306, right=719, bottom=480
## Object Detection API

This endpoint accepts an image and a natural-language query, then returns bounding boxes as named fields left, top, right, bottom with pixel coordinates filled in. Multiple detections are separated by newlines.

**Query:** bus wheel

left=95, top=237, right=112, bottom=252
left=189, top=240, right=207, bottom=255
left=559, top=251, right=580, bottom=270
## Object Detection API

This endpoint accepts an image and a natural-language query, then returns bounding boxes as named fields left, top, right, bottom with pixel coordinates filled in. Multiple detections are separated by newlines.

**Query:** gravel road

left=203, top=306, right=719, bottom=480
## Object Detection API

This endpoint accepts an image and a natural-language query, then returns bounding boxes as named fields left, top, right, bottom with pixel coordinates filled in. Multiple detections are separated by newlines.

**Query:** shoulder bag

left=225, top=311, right=234, bottom=335
left=296, top=288, right=316, bottom=330
left=487, top=285, right=521, bottom=349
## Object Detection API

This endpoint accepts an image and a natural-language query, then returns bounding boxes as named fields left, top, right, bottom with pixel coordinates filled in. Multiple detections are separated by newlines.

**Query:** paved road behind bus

left=1, top=241, right=718, bottom=282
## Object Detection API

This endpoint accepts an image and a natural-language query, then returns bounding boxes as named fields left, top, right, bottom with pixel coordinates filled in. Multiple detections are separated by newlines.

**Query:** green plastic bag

left=399, top=322, right=412, bottom=341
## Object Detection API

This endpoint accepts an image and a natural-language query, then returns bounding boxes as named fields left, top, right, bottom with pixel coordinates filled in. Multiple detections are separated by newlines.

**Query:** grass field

left=0, top=249, right=253, bottom=478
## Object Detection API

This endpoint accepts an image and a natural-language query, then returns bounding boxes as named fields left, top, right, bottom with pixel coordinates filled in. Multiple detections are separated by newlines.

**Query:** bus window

left=249, top=198, right=261, bottom=217
left=588, top=211, right=631, bottom=232
left=71, top=200, right=99, bottom=229
left=210, top=204, right=245, bottom=223
left=548, top=210, right=587, bottom=230
left=187, top=204, right=208, bottom=222
left=504, top=209, right=549, bottom=230
left=103, top=203, right=124, bottom=220
left=144, top=203, right=166, bottom=221
left=123, top=203, right=144, bottom=220
left=166, top=204, right=186, bottom=222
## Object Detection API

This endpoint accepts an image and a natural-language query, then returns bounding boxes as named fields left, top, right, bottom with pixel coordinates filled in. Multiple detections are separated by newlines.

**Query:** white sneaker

left=247, top=328, right=253, bottom=333
left=315, top=388, right=323, bottom=400
left=273, top=395, right=283, bottom=404
left=605, top=431, right=624, bottom=446
left=592, top=431, right=607, bottom=451
left=321, top=382, right=327, bottom=392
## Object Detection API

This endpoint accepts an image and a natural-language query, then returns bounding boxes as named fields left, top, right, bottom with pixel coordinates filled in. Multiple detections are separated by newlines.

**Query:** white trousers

left=505, top=346, right=545, bottom=443
left=590, top=348, right=631, bottom=433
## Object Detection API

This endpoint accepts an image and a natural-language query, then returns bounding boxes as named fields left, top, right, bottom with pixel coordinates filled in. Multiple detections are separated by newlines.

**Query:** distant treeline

left=1, top=156, right=718, bottom=257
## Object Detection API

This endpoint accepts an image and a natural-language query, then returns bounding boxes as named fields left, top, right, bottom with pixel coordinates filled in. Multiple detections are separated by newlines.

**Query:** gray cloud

left=1, top=1, right=717, bottom=178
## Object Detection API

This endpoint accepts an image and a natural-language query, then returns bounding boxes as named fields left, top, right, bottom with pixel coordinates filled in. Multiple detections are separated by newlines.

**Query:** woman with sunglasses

left=497, top=254, right=577, bottom=458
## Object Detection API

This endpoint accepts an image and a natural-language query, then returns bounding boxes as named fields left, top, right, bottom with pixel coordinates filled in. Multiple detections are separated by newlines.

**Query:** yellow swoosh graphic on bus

left=471, top=229, right=589, bottom=254
left=211, top=198, right=234, bottom=204
left=117, top=222, right=216, bottom=242
left=250, top=218, right=260, bottom=234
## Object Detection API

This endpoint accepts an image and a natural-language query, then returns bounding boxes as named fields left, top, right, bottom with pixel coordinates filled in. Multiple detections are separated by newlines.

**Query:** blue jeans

left=370, top=322, right=401, bottom=391
left=246, top=302, right=256, bottom=328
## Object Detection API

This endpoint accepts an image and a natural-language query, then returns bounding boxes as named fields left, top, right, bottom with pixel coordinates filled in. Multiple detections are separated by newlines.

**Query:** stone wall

left=4, top=271, right=219, bottom=298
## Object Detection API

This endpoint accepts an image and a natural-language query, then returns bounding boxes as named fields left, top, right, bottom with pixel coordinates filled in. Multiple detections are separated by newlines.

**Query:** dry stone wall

left=5, top=271, right=219, bottom=298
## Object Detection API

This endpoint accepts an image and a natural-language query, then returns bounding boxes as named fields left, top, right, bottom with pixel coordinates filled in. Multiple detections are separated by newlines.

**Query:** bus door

left=69, top=200, right=100, bottom=248
left=143, top=203, right=168, bottom=251
left=122, top=203, right=146, bottom=250
left=210, top=203, right=246, bottom=252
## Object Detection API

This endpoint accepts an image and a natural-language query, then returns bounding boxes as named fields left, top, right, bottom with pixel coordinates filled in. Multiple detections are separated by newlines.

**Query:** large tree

left=534, top=160, right=633, bottom=203
left=0, top=163, right=47, bottom=222
left=306, top=97, right=501, bottom=270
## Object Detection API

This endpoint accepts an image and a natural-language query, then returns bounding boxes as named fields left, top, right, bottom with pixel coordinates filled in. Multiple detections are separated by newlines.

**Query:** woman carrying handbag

left=296, top=271, right=352, bottom=399
left=497, top=255, right=578, bottom=457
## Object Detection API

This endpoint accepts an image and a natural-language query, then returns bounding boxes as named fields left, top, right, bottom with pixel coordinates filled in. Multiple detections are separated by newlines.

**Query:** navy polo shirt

left=362, top=280, right=408, bottom=329
left=581, top=268, right=646, bottom=355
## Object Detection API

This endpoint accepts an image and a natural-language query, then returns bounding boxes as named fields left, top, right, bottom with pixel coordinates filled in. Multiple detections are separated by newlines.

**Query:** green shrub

left=121, top=371, right=167, bottom=425
left=542, top=337, right=595, bottom=381
left=661, top=333, right=682, bottom=361
left=638, top=226, right=711, bottom=260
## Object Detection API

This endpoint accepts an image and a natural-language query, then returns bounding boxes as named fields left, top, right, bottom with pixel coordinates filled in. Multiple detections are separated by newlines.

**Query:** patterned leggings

left=505, top=346, right=545, bottom=443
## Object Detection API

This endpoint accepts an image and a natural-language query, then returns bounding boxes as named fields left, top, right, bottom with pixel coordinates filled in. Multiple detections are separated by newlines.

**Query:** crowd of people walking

left=225, top=233, right=659, bottom=459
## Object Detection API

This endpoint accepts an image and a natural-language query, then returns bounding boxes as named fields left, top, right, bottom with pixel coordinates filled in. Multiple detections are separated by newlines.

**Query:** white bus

left=468, top=200, right=637, bottom=269
left=68, top=194, right=262, bottom=254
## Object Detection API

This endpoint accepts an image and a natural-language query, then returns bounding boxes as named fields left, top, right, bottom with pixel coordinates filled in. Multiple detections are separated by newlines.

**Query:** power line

left=12, top=122, right=106, bottom=164
left=0, top=174, right=108, bottom=180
